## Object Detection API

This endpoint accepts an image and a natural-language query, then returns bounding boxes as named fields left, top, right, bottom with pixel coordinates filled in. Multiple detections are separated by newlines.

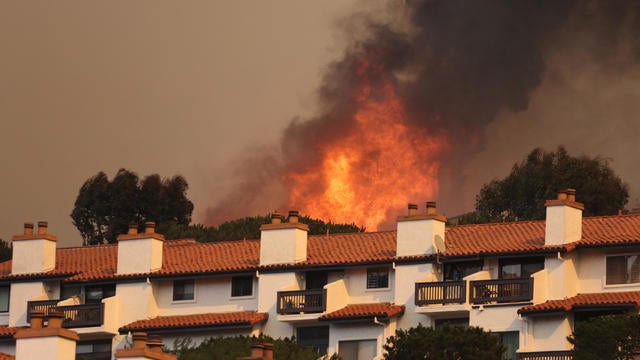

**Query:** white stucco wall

left=544, top=253, right=578, bottom=300
left=396, top=218, right=444, bottom=257
left=11, top=238, right=56, bottom=275
left=394, top=263, right=435, bottom=329
left=9, top=282, right=46, bottom=326
left=117, top=238, right=163, bottom=274
left=154, top=277, right=258, bottom=316
left=16, top=336, right=77, bottom=360
left=260, top=228, right=307, bottom=266
left=521, top=315, right=572, bottom=352
left=328, top=320, right=397, bottom=360
left=116, top=281, right=158, bottom=328
left=257, top=272, right=297, bottom=337
left=344, top=268, right=394, bottom=304
left=545, top=205, right=582, bottom=246
left=470, top=305, right=524, bottom=333
left=575, top=248, right=640, bottom=293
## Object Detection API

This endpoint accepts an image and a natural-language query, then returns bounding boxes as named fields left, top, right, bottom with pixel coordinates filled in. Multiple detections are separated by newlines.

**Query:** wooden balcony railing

left=516, top=351, right=572, bottom=360
left=470, top=278, right=533, bottom=304
left=415, top=281, right=466, bottom=306
left=277, top=289, right=327, bottom=315
left=27, top=300, right=105, bottom=328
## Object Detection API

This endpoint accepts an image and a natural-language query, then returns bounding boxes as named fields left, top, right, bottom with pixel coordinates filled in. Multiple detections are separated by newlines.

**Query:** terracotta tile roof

left=119, top=311, right=268, bottom=333
left=319, top=303, right=405, bottom=321
left=518, top=291, right=640, bottom=315
left=0, top=326, right=18, bottom=338
left=444, top=220, right=549, bottom=257
left=578, top=214, right=640, bottom=247
left=0, top=352, right=14, bottom=360
left=1, top=213, right=639, bottom=282
left=298, top=231, right=396, bottom=267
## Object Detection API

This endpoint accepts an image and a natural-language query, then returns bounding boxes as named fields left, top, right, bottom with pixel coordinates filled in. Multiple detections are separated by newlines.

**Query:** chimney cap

left=271, top=212, right=284, bottom=224
left=144, top=222, right=156, bottom=234
left=37, top=221, right=48, bottom=234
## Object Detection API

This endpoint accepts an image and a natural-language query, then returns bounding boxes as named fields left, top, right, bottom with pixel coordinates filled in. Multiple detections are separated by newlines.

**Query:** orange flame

left=285, top=55, right=447, bottom=230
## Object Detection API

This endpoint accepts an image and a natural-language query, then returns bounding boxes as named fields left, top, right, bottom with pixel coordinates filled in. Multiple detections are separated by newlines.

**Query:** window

left=606, top=255, right=640, bottom=285
left=297, top=326, right=329, bottom=356
left=77, top=339, right=112, bottom=360
left=339, top=339, right=376, bottom=360
left=444, top=260, right=483, bottom=281
left=367, top=267, right=389, bottom=289
left=231, top=276, right=253, bottom=297
left=499, top=257, right=544, bottom=279
left=60, top=283, right=115, bottom=304
left=497, top=331, right=519, bottom=360
left=434, top=317, right=469, bottom=328
left=0, top=286, right=9, bottom=312
left=173, top=279, right=195, bottom=301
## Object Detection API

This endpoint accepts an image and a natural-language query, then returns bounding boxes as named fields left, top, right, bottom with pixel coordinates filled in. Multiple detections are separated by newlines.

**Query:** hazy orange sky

left=1, top=1, right=639, bottom=247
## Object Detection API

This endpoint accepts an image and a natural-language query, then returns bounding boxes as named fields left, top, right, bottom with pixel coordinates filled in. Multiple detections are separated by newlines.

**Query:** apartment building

left=0, top=189, right=639, bottom=359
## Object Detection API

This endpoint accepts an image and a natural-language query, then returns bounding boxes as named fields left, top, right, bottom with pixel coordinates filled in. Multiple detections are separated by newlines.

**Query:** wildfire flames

left=285, top=55, right=448, bottom=231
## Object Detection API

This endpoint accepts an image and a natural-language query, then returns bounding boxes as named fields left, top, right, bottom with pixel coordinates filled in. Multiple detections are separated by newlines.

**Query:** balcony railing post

left=27, top=300, right=104, bottom=328
left=276, top=289, right=327, bottom=315
left=415, top=281, right=466, bottom=306
left=470, top=278, right=534, bottom=304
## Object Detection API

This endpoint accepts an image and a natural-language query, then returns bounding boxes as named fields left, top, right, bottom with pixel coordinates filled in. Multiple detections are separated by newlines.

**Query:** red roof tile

left=519, top=291, right=640, bottom=315
left=119, top=311, right=268, bottom=332
left=0, top=352, right=14, bottom=360
left=0, top=327, right=18, bottom=338
left=319, top=303, right=405, bottom=321
left=1, top=214, right=640, bottom=282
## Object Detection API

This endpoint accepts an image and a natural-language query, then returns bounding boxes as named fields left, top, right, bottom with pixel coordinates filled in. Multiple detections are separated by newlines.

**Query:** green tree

left=383, top=324, right=504, bottom=360
left=71, top=169, right=194, bottom=245
left=214, top=214, right=365, bottom=242
left=475, top=146, right=629, bottom=222
left=568, top=313, right=640, bottom=360
left=174, top=335, right=322, bottom=360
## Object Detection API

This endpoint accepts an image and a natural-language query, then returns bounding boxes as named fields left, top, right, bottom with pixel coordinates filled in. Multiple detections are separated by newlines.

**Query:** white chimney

left=259, top=211, right=309, bottom=266
left=117, top=222, right=164, bottom=275
left=545, top=189, right=584, bottom=246
left=396, top=202, right=446, bottom=257
left=11, top=221, right=57, bottom=275
left=15, top=309, right=79, bottom=360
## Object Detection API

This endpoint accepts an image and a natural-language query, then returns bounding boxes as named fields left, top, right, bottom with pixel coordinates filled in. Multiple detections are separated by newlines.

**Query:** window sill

left=365, top=287, right=390, bottom=293
left=229, top=295, right=255, bottom=301
left=171, top=299, right=196, bottom=304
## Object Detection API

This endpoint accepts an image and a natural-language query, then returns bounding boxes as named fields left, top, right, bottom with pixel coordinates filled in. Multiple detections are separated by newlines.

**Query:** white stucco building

left=0, top=189, right=639, bottom=360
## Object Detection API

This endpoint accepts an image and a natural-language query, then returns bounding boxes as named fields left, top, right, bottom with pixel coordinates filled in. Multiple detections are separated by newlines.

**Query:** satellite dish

left=433, top=235, right=446, bottom=254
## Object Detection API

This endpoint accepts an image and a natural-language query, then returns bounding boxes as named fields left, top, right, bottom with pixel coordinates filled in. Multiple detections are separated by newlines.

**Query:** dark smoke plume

left=207, top=0, right=640, bottom=226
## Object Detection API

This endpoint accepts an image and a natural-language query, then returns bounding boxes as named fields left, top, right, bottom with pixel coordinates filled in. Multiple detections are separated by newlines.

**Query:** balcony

left=27, top=300, right=104, bottom=328
left=516, top=351, right=572, bottom=360
left=415, top=281, right=466, bottom=306
left=470, top=278, right=533, bottom=304
left=277, top=289, right=327, bottom=315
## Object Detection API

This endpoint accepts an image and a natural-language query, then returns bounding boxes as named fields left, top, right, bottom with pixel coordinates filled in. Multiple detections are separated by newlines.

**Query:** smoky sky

left=206, top=0, right=640, bottom=225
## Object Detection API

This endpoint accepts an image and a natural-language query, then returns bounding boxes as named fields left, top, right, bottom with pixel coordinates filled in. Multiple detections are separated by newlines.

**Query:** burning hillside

left=206, top=0, right=640, bottom=230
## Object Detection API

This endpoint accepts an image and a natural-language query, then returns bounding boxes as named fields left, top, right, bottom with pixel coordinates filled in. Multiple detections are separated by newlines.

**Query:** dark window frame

left=231, top=276, right=254, bottom=297
left=0, top=285, right=9, bottom=313
left=366, top=267, right=389, bottom=289
left=499, top=257, right=544, bottom=279
left=606, top=254, right=640, bottom=285
left=172, top=279, right=195, bottom=301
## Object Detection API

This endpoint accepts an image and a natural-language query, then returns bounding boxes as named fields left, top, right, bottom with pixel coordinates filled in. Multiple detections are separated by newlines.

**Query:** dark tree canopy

left=174, top=335, right=327, bottom=360
left=160, top=214, right=365, bottom=243
left=71, top=169, right=194, bottom=245
left=383, top=324, right=504, bottom=360
left=475, top=146, right=629, bottom=222
left=568, top=313, right=640, bottom=360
